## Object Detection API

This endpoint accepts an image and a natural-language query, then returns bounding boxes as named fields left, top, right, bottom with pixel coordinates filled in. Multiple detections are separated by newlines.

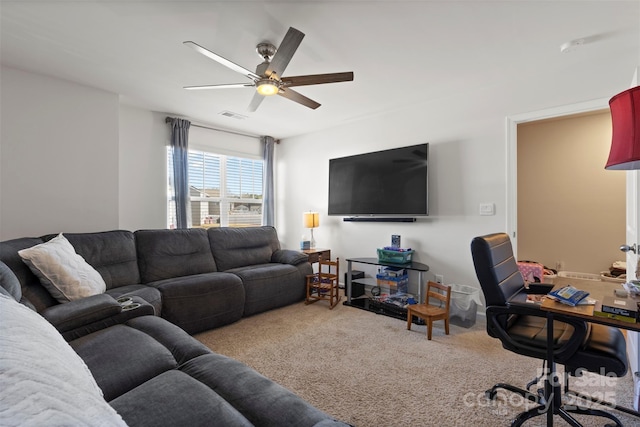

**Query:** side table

left=302, top=248, right=331, bottom=269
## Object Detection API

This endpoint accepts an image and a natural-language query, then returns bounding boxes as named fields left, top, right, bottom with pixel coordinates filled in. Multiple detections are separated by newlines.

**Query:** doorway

left=507, top=98, right=625, bottom=276
left=516, top=111, right=625, bottom=275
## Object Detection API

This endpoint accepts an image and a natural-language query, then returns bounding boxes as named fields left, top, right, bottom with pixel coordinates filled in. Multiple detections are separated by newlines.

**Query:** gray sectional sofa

left=0, top=260, right=349, bottom=426
left=0, top=226, right=312, bottom=335
left=0, top=226, right=349, bottom=426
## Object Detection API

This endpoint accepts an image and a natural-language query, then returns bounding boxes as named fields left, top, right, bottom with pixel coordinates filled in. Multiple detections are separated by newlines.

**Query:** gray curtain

left=262, top=136, right=276, bottom=226
left=169, top=118, right=191, bottom=229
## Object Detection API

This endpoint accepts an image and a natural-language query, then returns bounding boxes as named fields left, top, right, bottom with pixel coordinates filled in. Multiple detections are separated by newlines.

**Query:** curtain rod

left=165, top=116, right=278, bottom=143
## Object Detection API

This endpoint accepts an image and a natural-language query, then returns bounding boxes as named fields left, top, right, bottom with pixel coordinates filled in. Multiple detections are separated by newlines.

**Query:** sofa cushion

left=57, top=230, right=141, bottom=289
left=135, top=228, right=217, bottom=282
left=0, top=294, right=127, bottom=426
left=229, top=263, right=307, bottom=316
left=182, top=353, right=336, bottom=427
left=110, top=369, right=253, bottom=427
left=18, top=233, right=107, bottom=303
left=148, top=272, right=245, bottom=334
left=208, top=226, right=281, bottom=271
left=70, top=323, right=179, bottom=401
left=125, top=316, right=212, bottom=365
left=69, top=315, right=214, bottom=403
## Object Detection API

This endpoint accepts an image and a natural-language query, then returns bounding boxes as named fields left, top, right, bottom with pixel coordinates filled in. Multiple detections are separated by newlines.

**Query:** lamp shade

left=303, top=212, right=319, bottom=228
left=605, top=85, right=640, bottom=170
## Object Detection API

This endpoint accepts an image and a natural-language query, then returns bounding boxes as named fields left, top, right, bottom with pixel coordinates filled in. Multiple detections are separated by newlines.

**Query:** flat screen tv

left=328, top=143, right=429, bottom=217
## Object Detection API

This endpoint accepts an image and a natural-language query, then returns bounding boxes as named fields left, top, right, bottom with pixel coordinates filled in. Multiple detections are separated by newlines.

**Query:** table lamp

left=605, top=85, right=640, bottom=170
left=303, top=212, right=320, bottom=249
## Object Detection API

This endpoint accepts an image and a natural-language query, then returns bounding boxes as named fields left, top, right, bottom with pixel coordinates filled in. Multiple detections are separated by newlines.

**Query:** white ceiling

left=1, top=1, right=639, bottom=139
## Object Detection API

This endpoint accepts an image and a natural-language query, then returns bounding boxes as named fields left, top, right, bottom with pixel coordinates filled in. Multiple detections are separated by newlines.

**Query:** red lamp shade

left=605, top=85, right=640, bottom=170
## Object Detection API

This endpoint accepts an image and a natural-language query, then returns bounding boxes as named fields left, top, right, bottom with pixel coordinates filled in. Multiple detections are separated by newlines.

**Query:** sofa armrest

left=272, top=249, right=308, bottom=266
left=41, top=294, right=122, bottom=333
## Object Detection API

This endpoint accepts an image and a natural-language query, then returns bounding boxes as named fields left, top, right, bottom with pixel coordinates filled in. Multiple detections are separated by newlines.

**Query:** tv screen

left=328, top=143, right=429, bottom=216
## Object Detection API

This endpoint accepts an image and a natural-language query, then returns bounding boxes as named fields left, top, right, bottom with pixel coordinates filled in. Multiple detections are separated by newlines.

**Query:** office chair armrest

left=524, top=283, right=554, bottom=294
left=486, top=304, right=589, bottom=363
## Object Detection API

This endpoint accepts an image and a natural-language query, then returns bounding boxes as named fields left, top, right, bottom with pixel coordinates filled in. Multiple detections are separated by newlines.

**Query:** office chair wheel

left=485, top=383, right=542, bottom=405
left=485, top=384, right=508, bottom=400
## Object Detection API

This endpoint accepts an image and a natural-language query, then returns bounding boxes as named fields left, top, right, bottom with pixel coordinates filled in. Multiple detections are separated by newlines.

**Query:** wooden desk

left=539, top=277, right=640, bottom=425
left=541, top=277, right=640, bottom=332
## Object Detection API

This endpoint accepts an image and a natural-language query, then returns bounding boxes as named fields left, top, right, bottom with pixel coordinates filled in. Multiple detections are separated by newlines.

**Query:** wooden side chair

left=305, top=257, right=341, bottom=309
left=406, top=281, right=451, bottom=340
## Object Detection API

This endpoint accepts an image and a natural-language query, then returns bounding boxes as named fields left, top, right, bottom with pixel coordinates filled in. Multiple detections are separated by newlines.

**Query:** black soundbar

left=343, top=217, right=416, bottom=223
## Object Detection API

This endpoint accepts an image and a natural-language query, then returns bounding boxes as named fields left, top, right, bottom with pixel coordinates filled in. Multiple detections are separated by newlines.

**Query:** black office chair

left=471, top=233, right=629, bottom=427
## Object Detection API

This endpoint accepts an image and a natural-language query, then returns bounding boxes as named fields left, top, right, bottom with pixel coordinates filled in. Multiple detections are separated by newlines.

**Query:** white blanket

left=0, top=294, right=127, bottom=426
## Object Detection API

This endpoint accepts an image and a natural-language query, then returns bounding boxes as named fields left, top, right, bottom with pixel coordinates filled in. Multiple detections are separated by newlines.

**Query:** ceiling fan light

left=256, top=80, right=279, bottom=96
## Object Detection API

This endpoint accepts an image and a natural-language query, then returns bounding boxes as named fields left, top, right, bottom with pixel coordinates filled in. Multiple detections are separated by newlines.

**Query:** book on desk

left=546, top=285, right=591, bottom=306
left=525, top=288, right=596, bottom=306
left=593, top=296, right=639, bottom=323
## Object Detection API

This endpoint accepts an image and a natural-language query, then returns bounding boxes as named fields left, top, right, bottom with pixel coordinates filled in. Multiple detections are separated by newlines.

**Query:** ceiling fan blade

left=184, top=83, right=255, bottom=90
left=278, top=87, right=320, bottom=110
left=184, top=41, right=259, bottom=80
left=266, top=27, right=304, bottom=78
left=281, top=72, right=354, bottom=87
left=247, top=92, right=265, bottom=112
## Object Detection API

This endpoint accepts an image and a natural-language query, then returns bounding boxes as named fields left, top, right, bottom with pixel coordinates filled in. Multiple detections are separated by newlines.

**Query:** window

left=168, top=148, right=263, bottom=229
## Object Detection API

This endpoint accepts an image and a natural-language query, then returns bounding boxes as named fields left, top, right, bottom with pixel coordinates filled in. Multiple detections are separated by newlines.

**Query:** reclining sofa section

left=0, top=226, right=312, bottom=335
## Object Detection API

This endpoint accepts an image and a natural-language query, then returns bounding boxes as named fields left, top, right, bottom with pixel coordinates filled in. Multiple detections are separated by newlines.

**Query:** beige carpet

left=195, top=299, right=637, bottom=426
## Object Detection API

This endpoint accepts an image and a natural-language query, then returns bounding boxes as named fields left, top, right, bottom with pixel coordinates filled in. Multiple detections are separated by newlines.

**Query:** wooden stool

left=406, top=281, right=451, bottom=340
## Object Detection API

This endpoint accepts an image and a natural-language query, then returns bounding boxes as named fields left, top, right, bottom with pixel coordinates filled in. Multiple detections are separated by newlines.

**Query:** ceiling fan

left=183, top=27, right=354, bottom=112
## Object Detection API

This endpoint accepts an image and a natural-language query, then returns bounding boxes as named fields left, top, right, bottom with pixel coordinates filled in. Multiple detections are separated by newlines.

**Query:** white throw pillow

left=18, top=233, right=106, bottom=303
left=0, top=294, right=128, bottom=426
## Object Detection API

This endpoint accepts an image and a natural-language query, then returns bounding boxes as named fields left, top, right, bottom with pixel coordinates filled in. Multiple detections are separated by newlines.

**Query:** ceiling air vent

left=219, top=110, right=248, bottom=120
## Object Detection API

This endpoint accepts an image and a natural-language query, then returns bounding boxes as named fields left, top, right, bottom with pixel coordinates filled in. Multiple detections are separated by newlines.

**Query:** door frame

left=505, top=97, right=609, bottom=258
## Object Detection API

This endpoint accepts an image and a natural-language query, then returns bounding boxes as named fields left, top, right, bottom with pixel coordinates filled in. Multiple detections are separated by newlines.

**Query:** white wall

left=1, top=66, right=119, bottom=239
left=118, top=105, right=169, bottom=231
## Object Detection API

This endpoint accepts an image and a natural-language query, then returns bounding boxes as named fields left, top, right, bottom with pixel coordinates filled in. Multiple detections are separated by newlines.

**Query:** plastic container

left=449, top=284, right=483, bottom=328
left=376, top=273, right=409, bottom=293
left=600, top=271, right=626, bottom=283
left=557, top=271, right=601, bottom=281
left=377, top=249, right=414, bottom=264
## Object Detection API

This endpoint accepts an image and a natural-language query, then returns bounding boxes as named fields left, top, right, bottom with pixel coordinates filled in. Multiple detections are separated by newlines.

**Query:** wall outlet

left=435, top=274, right=444, bottom=284
left=479, top=202, right=495, bottom=216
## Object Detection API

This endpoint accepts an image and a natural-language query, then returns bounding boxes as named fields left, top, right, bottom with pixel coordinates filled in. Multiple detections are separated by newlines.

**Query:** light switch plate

left=480, top=203, right=495, bottom=216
